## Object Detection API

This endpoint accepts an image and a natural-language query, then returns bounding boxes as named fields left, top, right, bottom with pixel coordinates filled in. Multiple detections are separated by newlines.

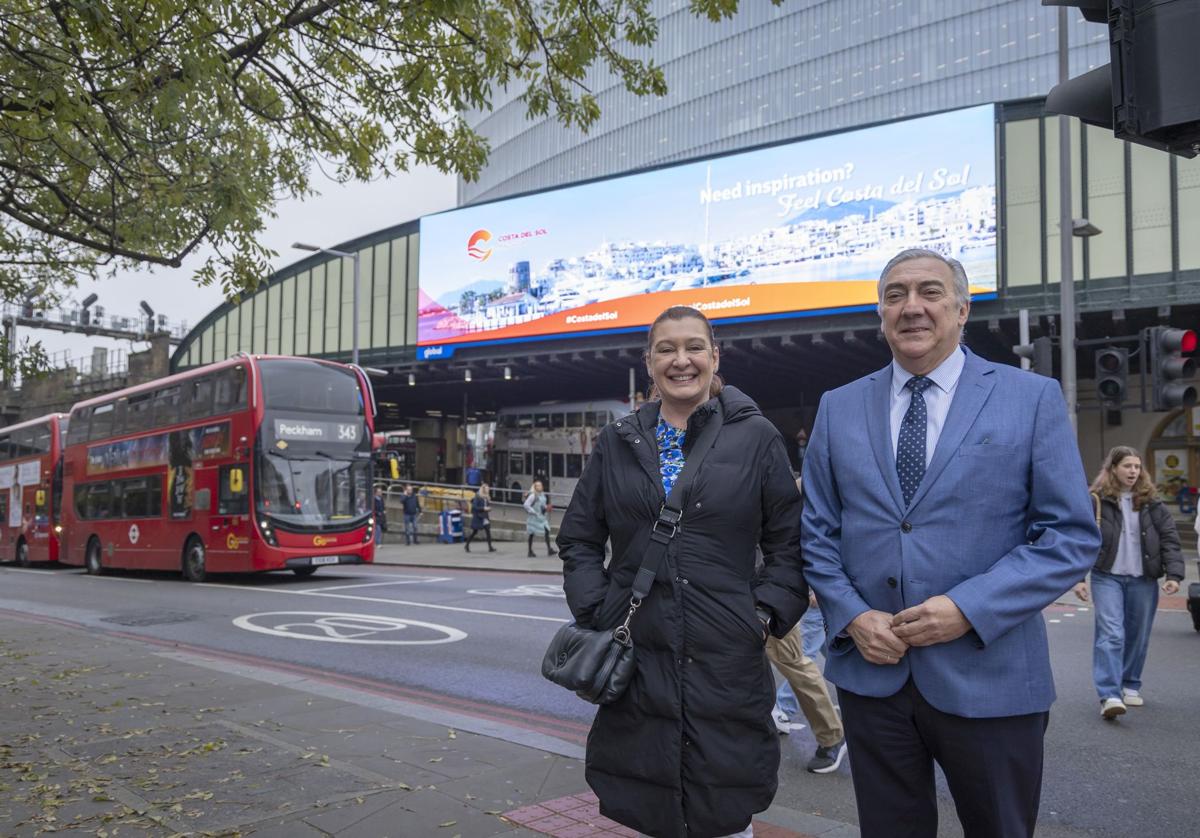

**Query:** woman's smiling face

left=646, top=316, right=719, bottom=411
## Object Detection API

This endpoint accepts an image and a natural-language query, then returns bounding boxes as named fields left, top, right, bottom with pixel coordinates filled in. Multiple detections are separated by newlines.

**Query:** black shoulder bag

left=541, top=403, right=722, bottom=704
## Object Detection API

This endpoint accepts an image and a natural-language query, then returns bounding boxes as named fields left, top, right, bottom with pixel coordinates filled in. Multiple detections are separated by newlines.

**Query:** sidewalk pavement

left=0, top=613, right=858, bottom=838
left=372, top=540, right=565, bottom=575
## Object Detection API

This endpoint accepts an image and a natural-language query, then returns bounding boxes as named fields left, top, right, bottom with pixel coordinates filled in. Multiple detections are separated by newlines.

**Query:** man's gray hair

left=877, top=248, right=971, bottom=311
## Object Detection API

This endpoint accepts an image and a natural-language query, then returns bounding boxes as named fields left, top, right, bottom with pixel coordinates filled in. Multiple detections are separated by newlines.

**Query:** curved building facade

left=458, top=0, right=1108, bottom=205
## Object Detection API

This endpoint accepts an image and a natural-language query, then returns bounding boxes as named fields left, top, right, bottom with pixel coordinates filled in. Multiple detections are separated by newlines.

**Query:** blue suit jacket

left=801, top=348, right=1099, bottom=717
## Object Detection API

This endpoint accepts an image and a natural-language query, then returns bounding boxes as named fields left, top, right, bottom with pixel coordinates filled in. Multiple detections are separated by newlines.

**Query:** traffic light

left=1095, top=347, right=1129, bottom=405
left=1014, top=337, right=1055, bottom=378
left=1145, top=326, right=1198, bottom=410
left=1043, top=0, right=1200, bottom=158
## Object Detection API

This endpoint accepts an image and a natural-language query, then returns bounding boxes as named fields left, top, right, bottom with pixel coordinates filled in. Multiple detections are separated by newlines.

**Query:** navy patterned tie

left=897, top=375, right=934, bottom=506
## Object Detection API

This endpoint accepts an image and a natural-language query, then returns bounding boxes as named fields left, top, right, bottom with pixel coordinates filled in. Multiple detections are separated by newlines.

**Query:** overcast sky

left=20, top=164, right=456, bottom=368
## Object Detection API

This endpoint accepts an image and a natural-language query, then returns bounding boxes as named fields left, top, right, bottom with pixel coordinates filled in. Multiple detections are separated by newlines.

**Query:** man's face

left=879, top=257, right=969, bottom=374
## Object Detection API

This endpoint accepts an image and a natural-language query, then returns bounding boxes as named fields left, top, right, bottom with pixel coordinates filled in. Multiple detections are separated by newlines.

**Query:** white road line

left=82, top=575, right=154, bottom=583
left=195, top=582, right=569, bottom=623
left=304, top=578, right=452, bottom=593
left=0, top=568, right=54, bottom=575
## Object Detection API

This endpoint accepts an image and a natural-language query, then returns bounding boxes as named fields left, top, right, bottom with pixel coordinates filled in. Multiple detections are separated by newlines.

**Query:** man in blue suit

left=801, top=249, right=1099, bottom=838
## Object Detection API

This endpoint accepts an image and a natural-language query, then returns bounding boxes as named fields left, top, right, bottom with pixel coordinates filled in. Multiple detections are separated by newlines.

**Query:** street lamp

left=293, top=241, right=361, bottom=366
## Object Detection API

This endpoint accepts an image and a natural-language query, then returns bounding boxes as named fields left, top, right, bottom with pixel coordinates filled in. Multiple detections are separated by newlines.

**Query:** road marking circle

left=232, top=611, right=467, bottom=645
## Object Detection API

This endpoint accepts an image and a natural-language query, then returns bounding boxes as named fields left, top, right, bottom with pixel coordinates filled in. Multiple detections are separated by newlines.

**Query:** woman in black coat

left=557, top=305, right=807, bottom=838
left=464, top=483, right=496, bottom=552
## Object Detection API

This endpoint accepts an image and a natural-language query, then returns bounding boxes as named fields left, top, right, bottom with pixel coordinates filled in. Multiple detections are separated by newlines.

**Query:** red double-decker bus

left=0, top=413, right=69, bottom=566
left=60, top=355, right=377, bottom=580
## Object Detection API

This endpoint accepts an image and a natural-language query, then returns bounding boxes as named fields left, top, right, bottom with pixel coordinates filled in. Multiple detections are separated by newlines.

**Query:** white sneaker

left=1122, top=688, right=1144, bottom=707
left=771, top=706, right=790, bottom=735
left=1101, top=697, right=1127, bottom=720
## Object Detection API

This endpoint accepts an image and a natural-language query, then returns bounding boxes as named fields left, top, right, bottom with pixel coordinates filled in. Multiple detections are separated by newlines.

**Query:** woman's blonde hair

left=1089, top=445, right=1156, bottom=509
left=643, top=305, right=724, bottom=401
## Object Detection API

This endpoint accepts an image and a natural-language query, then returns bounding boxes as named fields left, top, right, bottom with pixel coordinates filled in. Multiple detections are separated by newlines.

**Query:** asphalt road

left=1, top=563, right=1196, bottom=837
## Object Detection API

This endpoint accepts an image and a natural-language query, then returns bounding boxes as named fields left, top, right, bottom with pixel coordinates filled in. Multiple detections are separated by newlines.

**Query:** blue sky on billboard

left=416, top=105, right=997, bottom=349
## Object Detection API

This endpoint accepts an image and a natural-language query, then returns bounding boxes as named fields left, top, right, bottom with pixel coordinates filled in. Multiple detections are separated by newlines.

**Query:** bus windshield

left=257, top=360, right=371, bottom=528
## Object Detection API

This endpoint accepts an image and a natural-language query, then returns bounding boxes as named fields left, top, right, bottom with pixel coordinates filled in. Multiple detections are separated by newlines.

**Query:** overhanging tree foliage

left=0, top=0, right=752, bottom=375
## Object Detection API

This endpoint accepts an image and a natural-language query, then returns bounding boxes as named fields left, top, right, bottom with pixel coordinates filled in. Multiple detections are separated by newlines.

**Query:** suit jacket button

left=901, top=521, right=912, bottom=533
left=887, top=577, right=898, bottom=588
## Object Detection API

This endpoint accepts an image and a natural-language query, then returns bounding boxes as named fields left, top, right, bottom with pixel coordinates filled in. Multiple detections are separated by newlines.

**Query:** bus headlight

left=257, top=517, right=278, bottom=547
left=363, top=516, right=375, bottom=544
left=54, top=525, right=63, bottom=534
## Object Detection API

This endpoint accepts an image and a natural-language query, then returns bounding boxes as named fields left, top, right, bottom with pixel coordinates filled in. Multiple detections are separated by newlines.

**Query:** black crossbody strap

left=629, top=401, right=723, bottom=601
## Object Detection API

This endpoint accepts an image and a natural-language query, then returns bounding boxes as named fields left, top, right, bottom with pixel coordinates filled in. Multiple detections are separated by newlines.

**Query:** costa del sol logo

left=467, top=229, right=492, bottom=262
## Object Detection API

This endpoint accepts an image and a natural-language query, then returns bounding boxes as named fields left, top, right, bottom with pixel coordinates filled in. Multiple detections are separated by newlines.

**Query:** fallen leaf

left=438, top=821, right=456, bottom=828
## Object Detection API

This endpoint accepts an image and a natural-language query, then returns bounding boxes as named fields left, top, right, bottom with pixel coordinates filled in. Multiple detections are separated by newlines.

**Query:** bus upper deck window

left=551, top=413, right=566, bottom=429
left=517, top=415, right=533, bottom=430
left=566, top=412, right=583, bottom=428
left=534, top=413, right=550, bottom=429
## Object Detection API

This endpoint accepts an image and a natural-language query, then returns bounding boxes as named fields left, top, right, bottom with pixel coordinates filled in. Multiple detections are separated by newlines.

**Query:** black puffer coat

left=1093, top=495, right=1185, bottom=581
left=557, top=387, right=807, bottom=838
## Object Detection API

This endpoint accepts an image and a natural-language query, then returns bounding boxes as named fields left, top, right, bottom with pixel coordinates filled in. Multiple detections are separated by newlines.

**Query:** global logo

left=467, top=229, right=492, bottom=262
left=313, top=535, right=337, bottom=547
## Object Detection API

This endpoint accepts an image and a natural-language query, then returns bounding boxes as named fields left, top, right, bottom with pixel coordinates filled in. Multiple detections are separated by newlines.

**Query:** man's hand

left=1163, top=580, right=1180, bottom=596
left=891, top=595, right=972, bottom=647
left=847, top=610, right=909, bottom=665
left=1072, top=582, right=1090, bottom=602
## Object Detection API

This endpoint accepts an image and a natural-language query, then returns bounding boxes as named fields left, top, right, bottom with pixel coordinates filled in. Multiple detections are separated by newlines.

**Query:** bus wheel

left=292, top=566, right=317, bottom=578
left=182, top=538, right=207, bottom=583
left=85, top=539, right=105, bottom=575
left=15, top=541, right=30, bottom=568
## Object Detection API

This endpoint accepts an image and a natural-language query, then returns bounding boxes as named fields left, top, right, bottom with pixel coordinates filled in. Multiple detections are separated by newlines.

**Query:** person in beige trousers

left=766, top=597, right=846, bottom=773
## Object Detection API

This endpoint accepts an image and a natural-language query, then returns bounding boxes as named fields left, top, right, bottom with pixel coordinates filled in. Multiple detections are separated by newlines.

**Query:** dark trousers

left=838, top=679, right=1048, bottom=838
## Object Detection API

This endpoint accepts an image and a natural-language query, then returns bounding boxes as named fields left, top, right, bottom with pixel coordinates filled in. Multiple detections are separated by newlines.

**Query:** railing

left=373, top=478, right=570, bottom=534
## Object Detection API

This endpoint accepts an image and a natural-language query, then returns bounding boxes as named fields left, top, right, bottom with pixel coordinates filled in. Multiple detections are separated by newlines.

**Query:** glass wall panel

left=1181, top=156, right=1200, bottom=271
left=389, top=237, right=407, bottom=346
left=310, top=265, right=326, bottom=355
left=1130, top=144, right=1172, bottom=276
left=214, top=314, right=227, bottom=362
left=1043, top=117, right=1084, bottom=285
left=356, top=247, right=373, bottom=351
left=325, top=260, right=342, bottom=354
left=295, top=271, right=310, bottom=355
left=280, top=275, right=295, bottom=356
left=1084, top=126, right=1127, bottom=280
left=1003, top=119, right=1042, bottom=287
left=252, top=289, right=267, bottom=353
left=340, top=256, right=355, bottom=353
left=371, top=243, right=389, bottom=349
left=237, top=298, right=252, bottom=353
left=200, top=326, right=214, bottom=365
left=407, top=234, right=420, bottom=343
left=266, top=282, right=281, bottom=354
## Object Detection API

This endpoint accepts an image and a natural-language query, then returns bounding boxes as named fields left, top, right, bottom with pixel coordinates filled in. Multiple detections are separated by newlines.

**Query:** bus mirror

left=230, top=468, right=245, bottom=493
left=389, top=457, right=400, bottom=480
left=35, top=490, right=46, bottom=506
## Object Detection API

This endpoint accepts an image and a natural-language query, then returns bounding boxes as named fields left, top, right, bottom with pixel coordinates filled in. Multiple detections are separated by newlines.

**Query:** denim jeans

left=1091, top=570, right=1159, bottom=701
left=776, top=605, right=828, bottom=716
left=403, top=513, right=419, bottom=544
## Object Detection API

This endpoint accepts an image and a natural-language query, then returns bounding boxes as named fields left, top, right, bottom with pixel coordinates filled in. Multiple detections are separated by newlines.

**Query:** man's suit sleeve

left=801, top=393, right=873, bottom=639
left=945, top=378, right=1101, bottom=646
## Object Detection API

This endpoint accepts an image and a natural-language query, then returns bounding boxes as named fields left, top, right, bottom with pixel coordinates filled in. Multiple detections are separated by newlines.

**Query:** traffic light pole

left=1058, top=7, right=1078, bottom=433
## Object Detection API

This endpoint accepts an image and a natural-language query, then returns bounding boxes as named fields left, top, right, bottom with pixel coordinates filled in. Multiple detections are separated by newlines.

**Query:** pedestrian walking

left=464, top=483, right=497, bottom=553
left=1073, top=446, right=1184, bottom=719
left=557, top=305, right=807, bottom=838
left=400, top=484, right=421, bottom=545
left=372, top=486, right=387, bottom=545
left=802, top=248, right=1098, bottom=838
left=765, top=621, right=846, bottom=774
left=523, top=480, right=556, bottom=558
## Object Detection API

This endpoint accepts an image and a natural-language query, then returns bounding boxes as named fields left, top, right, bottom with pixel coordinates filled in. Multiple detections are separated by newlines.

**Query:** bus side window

left=534, top=413, right=550, bottom=429
left=0, top=493, right=7, bottom=524
left=33, top=425, right=51, bottom=454
left=67, top=408, right=90, bottom=446
left=152, top=386, right=182, bottom=426
left=566, top=412, right=583, bottom=428
left=551, top=453, right=565, bottom=478
left=184, top=376, right=214, bottom=421
left=219, top=465, right=249, bottom=515
left=0, top=435, right=8, bottom=459
left=566, top=454, right=583, bottom=478
left=551, top=412, right=566, bottom=429
left=215, top=366, right=247, bottom=412
left=89, top=403, right=115, bottom=441
left=126, top=394, right=153, bottom=434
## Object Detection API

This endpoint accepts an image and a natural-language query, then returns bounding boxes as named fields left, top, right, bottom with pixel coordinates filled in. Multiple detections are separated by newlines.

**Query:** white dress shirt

left=890, top=347, right=966, bottom=467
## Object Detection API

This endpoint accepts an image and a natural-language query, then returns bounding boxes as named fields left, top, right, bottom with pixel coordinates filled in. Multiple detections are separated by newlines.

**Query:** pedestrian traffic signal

left=1014, top=337, right=1054, bottom=378
left=1095, top=347, right=1129, bottom=406
left=1043, top=0, right=1200, bottom=158
left=1146, top=326, right=1198, bottom=410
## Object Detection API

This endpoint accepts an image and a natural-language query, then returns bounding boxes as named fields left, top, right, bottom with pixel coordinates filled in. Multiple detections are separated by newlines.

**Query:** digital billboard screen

left=417, top=104, right=996, bottom=357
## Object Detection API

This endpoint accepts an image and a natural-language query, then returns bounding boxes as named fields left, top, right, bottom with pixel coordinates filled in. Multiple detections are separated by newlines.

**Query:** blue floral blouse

left=655, top=417, right=687, bottom=497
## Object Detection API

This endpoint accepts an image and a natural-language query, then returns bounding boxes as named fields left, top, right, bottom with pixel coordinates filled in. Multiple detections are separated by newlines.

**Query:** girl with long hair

left=1074, top=445, right=1184, bottom=719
